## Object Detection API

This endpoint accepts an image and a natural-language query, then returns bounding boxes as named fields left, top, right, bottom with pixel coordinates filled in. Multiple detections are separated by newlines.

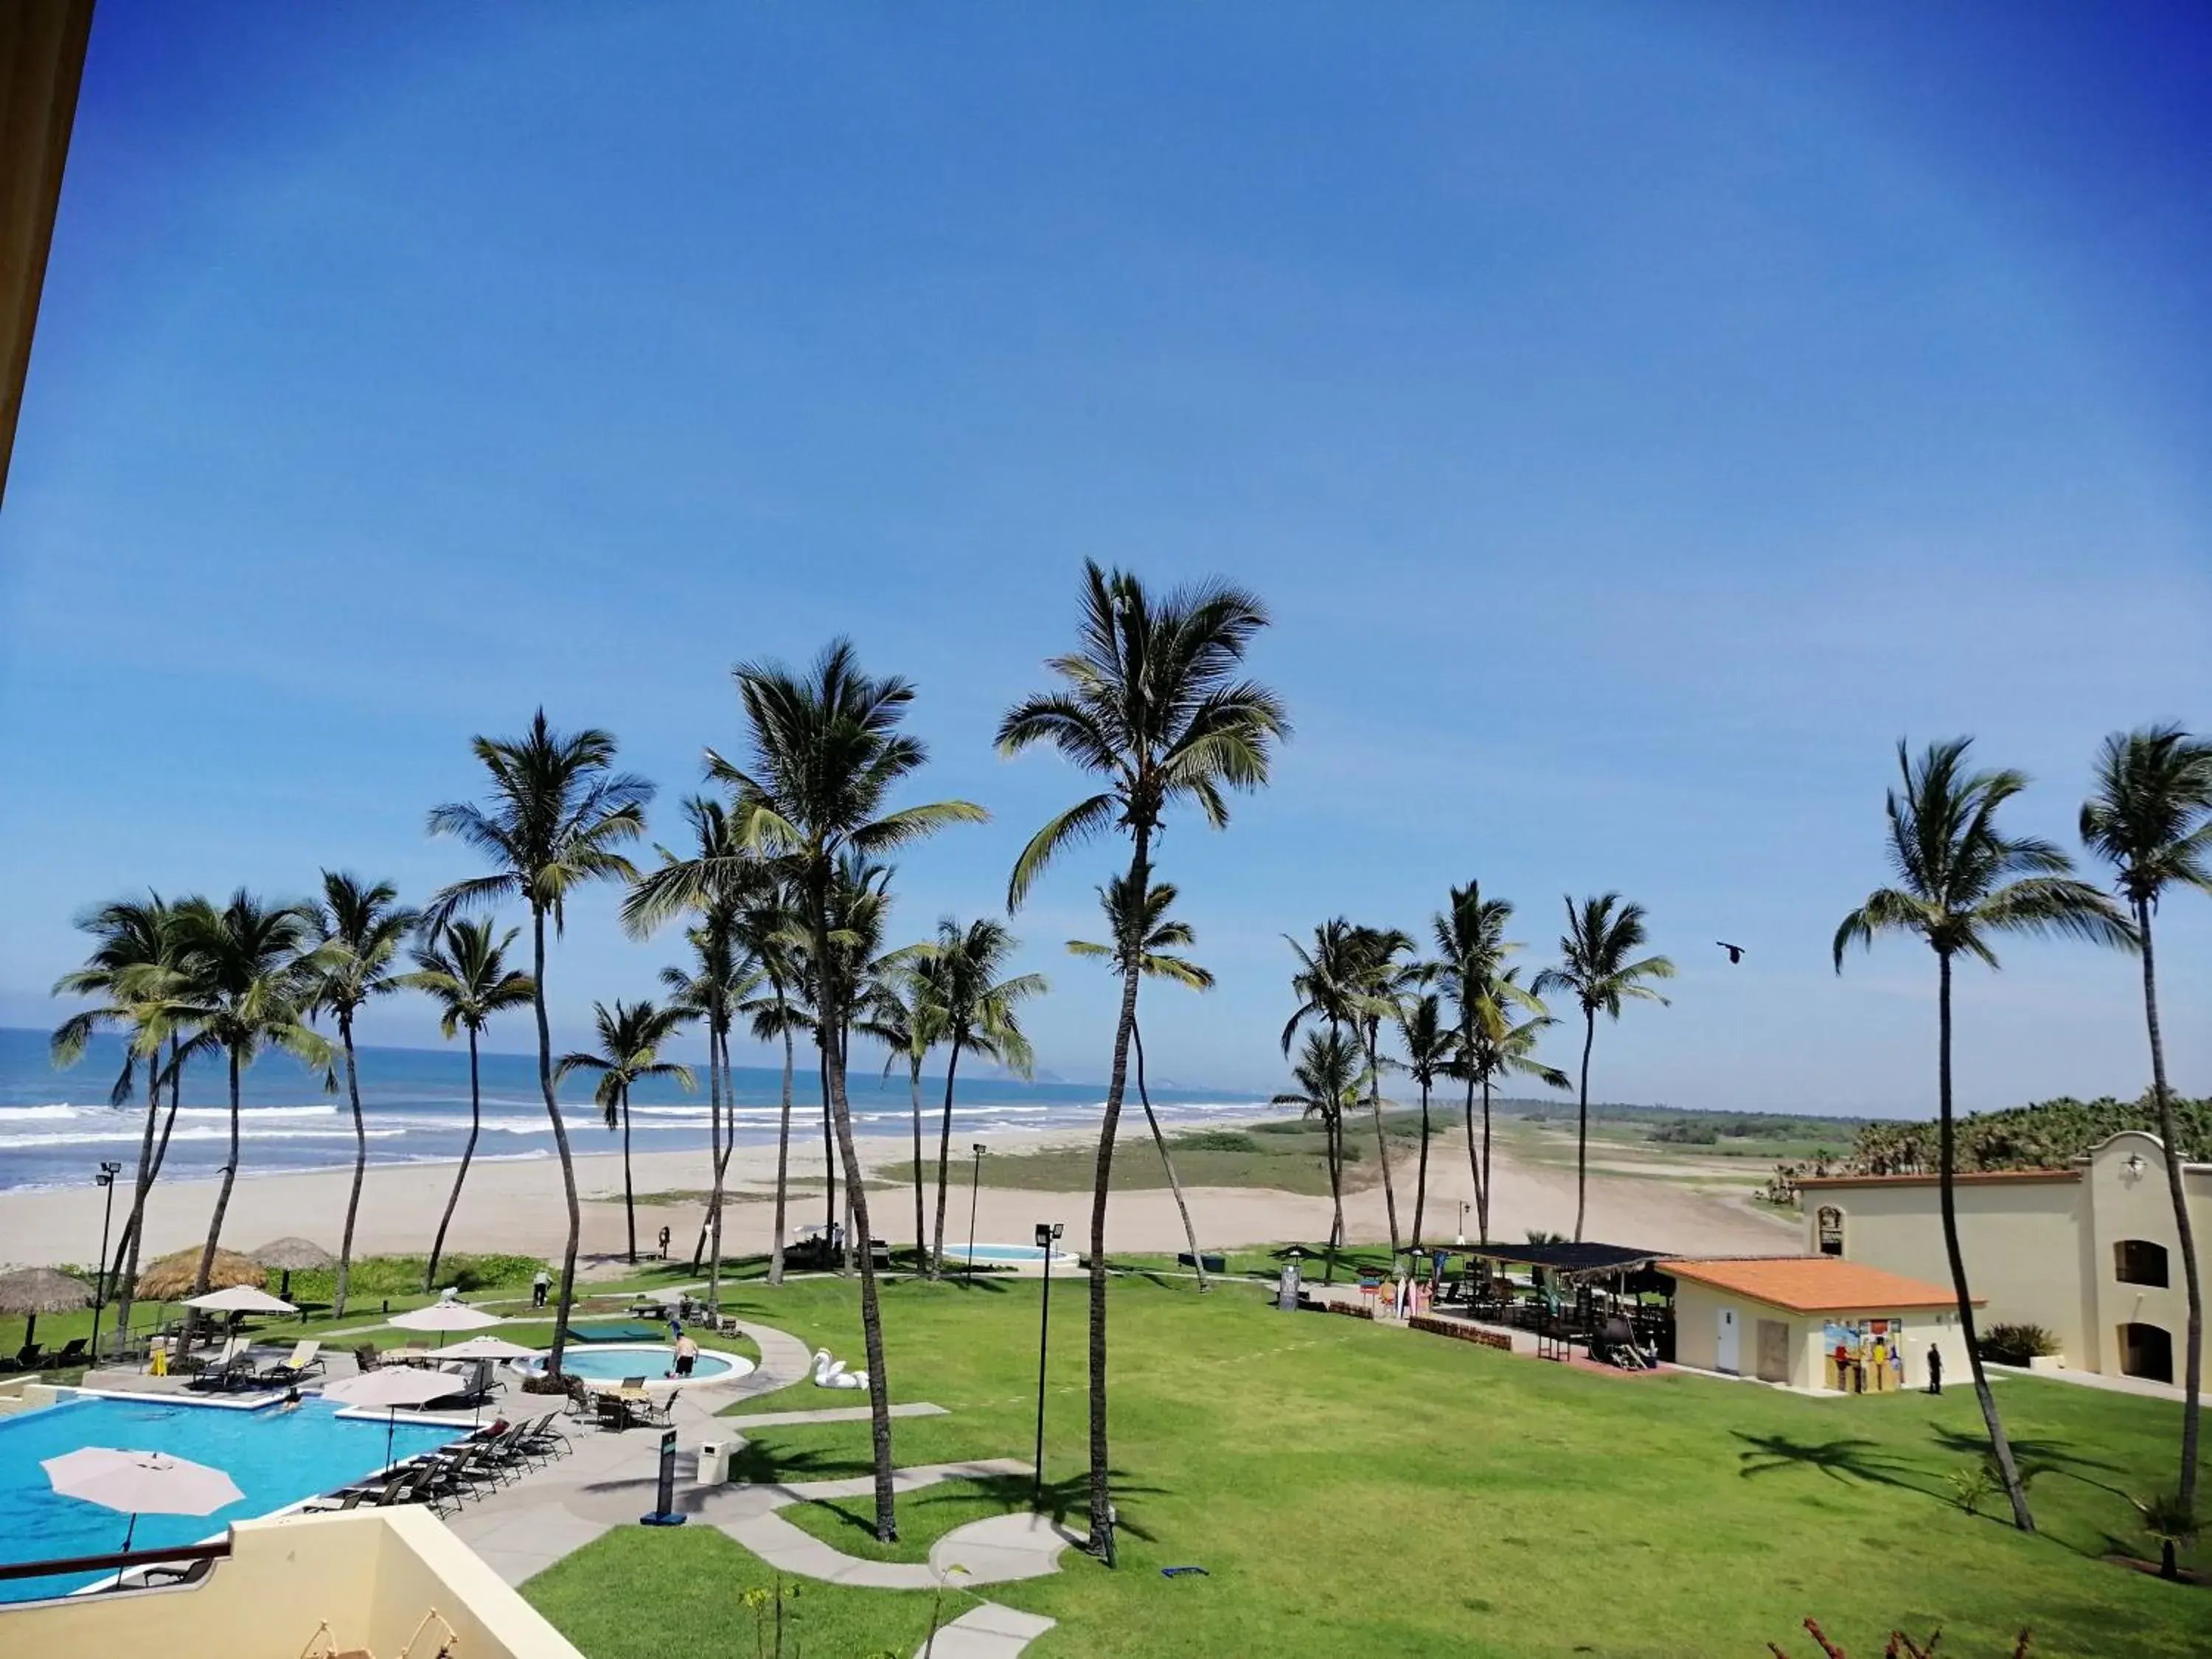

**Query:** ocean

left=0, top=1027, right=1265, bottom=1195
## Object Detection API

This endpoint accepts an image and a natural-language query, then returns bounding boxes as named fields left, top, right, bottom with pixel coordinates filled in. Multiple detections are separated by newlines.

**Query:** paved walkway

left=917, top=1602, right=1058, bottom=1658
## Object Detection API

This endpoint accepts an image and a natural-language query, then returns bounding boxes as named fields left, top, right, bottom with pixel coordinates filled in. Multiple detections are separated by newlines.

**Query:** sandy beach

left=0, top=1117, right=1793, bottom=1271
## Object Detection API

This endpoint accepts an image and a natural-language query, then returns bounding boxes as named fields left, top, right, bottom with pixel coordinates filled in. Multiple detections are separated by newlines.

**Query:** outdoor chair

left=8, top=1342, right=44, bottom=1371
left=594, top=1393, right=632, bottom=1432
left=302, top=1488, right=371, bottom=1514
left=134, top=1557, right=217, bottom=1589
left=352, top=1343, right=382, bottom=1371
left=44, top=1337, right=89, bottom=1368
left=258, top=1339, right=323, bottom=1385
left=560, top=1374, right=597, bottom=1419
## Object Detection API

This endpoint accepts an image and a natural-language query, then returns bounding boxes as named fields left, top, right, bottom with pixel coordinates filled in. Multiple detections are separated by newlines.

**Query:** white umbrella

left=183, top=1284, right=297, bottom=1315
left=326, top=1366, right=469, bottom=1465
left=43, top=1447, right=243, bottom=1551
left=429, top=1335, right=538, bottom=1360
left=388, top=1301, right=502, bottom=1332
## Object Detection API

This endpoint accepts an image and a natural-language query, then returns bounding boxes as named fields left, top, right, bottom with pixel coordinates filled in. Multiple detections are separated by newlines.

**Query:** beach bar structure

left=1444, top=1241, right=1679, bottom=1362
left=1662, top=1256, right=1972, bottom=1392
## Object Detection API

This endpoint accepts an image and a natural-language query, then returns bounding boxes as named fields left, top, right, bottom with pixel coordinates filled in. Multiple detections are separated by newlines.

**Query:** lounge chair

left=515, top=1411, right=570, bottom=1461
left=259, top=1339, right=323, bottom=1385
left=8, top=1343, right=44, bottom=1371
left=134, top=1557, right=216, bottom=1589
left=301, top=1487, right=371, bottom=1514
left=185, top=1338, right=253, bottom=1391
left=44, top=1337, right=89, bottom=1369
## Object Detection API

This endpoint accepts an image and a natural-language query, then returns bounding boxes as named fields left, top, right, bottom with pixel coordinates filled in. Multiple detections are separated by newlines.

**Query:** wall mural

left=1823, top=1318, right=1905, bottom=1393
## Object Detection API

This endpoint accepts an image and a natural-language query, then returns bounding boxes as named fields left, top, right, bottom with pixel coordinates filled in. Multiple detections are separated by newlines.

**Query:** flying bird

left=1716, top=942, right=1745, bottom=964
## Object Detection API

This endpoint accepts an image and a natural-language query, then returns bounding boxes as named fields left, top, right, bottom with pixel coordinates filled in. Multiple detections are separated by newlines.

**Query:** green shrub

left=1172, top=1130, right=1264, bottom=1153
left=275, top=1252, right=549, bottom=1302
left=1977, top=1323, right=2059, bottom=1366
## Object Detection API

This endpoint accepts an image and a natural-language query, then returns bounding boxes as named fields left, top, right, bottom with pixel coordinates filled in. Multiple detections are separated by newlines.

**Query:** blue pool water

left=0, top=1393, right=462, bottom=1601
left=514, top=1344, right=739, bottom=1383
left=950, top=1242, right=1068, bottom=1263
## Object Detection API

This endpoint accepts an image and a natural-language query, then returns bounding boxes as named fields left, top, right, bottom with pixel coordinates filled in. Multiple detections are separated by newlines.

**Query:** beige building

left=1665, top=1256, right=1973, bottom=1392
left=1798, top=1130, right=2211, bottom=1385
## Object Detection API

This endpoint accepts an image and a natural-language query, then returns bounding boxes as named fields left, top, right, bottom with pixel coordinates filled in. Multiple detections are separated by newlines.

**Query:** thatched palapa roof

left=0, top=1266, right=93, bottom=1315
left=249, top=1237, right=335, bottom=1270
left=135, top=1247, right=263, bottom=1301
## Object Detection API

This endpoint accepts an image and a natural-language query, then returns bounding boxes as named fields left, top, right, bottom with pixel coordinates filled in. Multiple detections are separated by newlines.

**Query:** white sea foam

left=0, top=1124, right=410, bottom=1150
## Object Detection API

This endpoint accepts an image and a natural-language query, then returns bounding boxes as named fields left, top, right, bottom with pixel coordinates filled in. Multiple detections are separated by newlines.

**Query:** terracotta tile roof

left=1795, top=1169, right=2079, bottom=1188
left=1660, top=1255, right=1975, bottom=1313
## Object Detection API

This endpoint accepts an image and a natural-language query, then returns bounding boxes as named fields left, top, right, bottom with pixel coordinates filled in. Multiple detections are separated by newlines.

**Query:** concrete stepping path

left=703, top=1457, right=1046, bottom=1587
left=914, top=1602, right=1058, bottom=1658
left=928, top=1512, right=1082, bottom=1586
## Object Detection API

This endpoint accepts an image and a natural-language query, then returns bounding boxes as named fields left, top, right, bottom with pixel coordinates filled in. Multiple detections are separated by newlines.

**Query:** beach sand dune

left=0, top=1125, right=1792, bottom=1271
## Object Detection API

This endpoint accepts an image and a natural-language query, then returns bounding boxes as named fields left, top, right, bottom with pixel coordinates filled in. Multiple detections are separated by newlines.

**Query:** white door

left=1717, top=1307, right=1740, bottom=1374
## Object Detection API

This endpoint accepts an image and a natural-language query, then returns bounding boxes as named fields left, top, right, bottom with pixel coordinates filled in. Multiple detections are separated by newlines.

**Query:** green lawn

left=523, top=1271, right=2206, bottom=1658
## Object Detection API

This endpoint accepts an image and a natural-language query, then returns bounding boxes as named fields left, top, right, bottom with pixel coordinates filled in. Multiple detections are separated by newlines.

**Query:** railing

left=0, top=1539, right=231, bottom=1586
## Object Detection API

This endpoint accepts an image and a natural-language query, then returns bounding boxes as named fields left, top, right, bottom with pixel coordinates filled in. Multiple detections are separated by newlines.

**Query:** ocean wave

left=0, top=1124, right=411, bottom=1150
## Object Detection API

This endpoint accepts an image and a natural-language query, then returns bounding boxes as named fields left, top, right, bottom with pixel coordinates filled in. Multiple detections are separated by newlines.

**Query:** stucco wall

left=1672, top=1279, right=1971, bottom=1393
left=0, top=1508, right=581, bottom=1658
left=2081, top=1132, right=2212, bottom=1380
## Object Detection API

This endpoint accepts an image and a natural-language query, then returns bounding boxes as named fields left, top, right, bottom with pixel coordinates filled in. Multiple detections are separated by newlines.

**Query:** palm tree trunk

left=818, top=1039, right=837, bottom=1259
left=1411, top=1078, right=1430, bottom=1254
left=108, top=1049, right=162, bottom=1361
left=1479, top=1074, right=1495, bottom=1245
left=535, top=907, right=583, bottom=1381
left=807, top=875, right=900, bottom=1541
left=1937, top=951, right=2034, bottom=1531
left=1324, top=1110, right=1343, bottom=1283
left=769, top=1015, right=793, bottom=1284
left=1133, top=1020, right=1206, bottom=1293
left=708, top=1025, right=730, bottom=1310
left=335, top=1016, right=366, bottom=1318
left=693, top=1027, right=720, bottom=1273
left=426, top=1026, right=481, bottom=1292
left=1573, top=1009, right=1595, bottom=1243
left=1462, top=1054, right=1484, bottom=1245
left=931, top=1040, right=965, bottom=1278
left=2137, top=901, right=2202, bottom=1514
left=909, top=1053, right=926, bottom=1266
left=188, top=1048, right=244, bottom=1349
left=1366, top=1020, right=1400, bottom=1258
left=621, top=1084, right=637, bottom=1265
left=1085, top=824, right=1150, bottom=1558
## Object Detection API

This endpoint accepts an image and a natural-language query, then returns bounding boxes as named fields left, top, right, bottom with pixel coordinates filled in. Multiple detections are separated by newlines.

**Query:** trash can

left=696, top=1440, right=728, bottom=1485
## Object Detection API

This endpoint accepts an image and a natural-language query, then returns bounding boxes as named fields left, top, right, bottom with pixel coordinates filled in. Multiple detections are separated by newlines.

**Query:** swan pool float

left=810, top=1348, right=869, bottom=1390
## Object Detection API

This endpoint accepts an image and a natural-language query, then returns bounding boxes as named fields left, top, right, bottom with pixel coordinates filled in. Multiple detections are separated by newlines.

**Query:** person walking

left=1926, top=1343, right=1943, bottom=1397
left=532, top=1267, right=551, bottom=1309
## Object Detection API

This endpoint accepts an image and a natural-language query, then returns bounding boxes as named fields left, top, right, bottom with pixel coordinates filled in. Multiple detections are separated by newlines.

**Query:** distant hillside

left=1851, top=1091, right=2212, bottom=1174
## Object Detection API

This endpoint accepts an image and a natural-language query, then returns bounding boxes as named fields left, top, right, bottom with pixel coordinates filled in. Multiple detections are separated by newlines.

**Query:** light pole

left=1455, top=1200, right=1469, bottom=1247
left=1032, top=1220, right=1064, bottom=1505
left=965, top=1145, right=987, bottom=1284
left=90, top=1161, right=122, bottom=1360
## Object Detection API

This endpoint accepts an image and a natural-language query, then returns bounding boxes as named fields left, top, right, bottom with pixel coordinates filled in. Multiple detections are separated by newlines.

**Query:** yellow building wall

left=1672, top=1279, right=1971, bottom=1393
left=1804, top=1134, right=2212, bottom=1382
left=0, top=1507, right=582, bottom=1659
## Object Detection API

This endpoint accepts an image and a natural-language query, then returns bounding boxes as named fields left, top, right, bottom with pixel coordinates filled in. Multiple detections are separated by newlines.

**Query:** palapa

left=133, top=1247, right=264, bottom=1301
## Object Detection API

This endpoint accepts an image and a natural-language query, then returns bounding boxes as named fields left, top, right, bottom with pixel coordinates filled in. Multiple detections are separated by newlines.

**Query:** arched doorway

left=2119, top=1321, right=2174, bottom=1384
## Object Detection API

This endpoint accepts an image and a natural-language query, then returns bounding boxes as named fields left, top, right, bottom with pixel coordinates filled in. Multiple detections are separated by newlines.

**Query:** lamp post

left=965, top=1145, right=987, bottom=1284
left=90, top=1161, right=122, bottom=1360
left=1455, top=1200, right=1469, bottom=1247
left=1032, top=1220, right=1064, bottom=1505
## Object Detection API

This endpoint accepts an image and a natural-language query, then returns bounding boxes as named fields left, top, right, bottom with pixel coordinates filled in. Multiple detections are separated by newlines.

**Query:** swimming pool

left=509, top=1343, right=748, bottom=1385
left=946, top=1242, right=1070, bottom=1264
left=0, top=1392, right=462, bottom=1602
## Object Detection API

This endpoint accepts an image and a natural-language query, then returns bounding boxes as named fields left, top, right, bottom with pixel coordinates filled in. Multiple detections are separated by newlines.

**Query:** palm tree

left=1272, top=1028, right=1360, bottom=1276
left=51, top=894, right=187, bottom=1357
left=1281, top=919, right=1363, bottom=1279
left=858, top=956, right=942, bottom=1265
left=427, top=711, right=652, bottom=1380
left=306, top=873, right=422, bottom=1318
left=158, top=892, right=333, bottom=1333
left=922, top=917, right=1046, bottom=1278
left=401, top=918, right=535, bottom=1291
left=1395, top=992, right=1456, bottom=1253
left=671, top=640, right=984, bottom=1541
left=558, top=1000, right=696, bottom=1265
left=734, top=880, right=806, bottom=1284
left=630, top=796, right=765, bottom=1301
left=1533, top=894, right=1674, bottom=1243
left=1834, top=736, right=2132, bottom=1532
left=1453, top=964, right=1568, bottom=1240
left=1347, top=925, right=1417, bottom=1257
left=999, top=562, right=1286, bottom=1553
left=2081, top=723, right=2212, bottom=1519
left=1068, top=874, right=1217, bottom=1291
left=1430, top=882, right=1539, bottom=1244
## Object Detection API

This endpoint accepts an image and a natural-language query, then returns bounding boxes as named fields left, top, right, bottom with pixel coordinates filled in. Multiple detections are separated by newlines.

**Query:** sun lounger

left=259, top=1339, right=323, bottom=1384
left=43, top=1337, right=89, bottom=1368
left=516, top=1410, right=569, bottom=1460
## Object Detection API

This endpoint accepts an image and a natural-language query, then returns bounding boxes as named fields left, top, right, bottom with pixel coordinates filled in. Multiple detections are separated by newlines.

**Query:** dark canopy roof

left=1458, top=1242, right=1669, bottom=1279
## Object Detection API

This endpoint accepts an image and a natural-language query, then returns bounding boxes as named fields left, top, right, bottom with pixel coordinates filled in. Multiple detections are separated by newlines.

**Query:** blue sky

left=3, top=3, right=2207, bottom=1114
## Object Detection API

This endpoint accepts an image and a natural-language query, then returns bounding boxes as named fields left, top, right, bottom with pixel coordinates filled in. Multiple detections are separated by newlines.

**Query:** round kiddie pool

left=510, top=1343, right=752, bottom=1388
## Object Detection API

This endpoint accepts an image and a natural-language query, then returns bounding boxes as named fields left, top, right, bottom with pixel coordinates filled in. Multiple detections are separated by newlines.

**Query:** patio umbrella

left=248, top=1237, right=334, bottom=1302
left=134, top=1247, right=262, bottom=1302
left=324, top=1366, right=467, bottom=1466
left=0, top=1266, right=92, bottom=1350
left=389, top=1301, right=502, bottom=1333
left=42, top=1447, right=243, bottom=1551
left=428, top=1335, right=537, bottom=1360
left=183, top=1284, right=297, bottom=1315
